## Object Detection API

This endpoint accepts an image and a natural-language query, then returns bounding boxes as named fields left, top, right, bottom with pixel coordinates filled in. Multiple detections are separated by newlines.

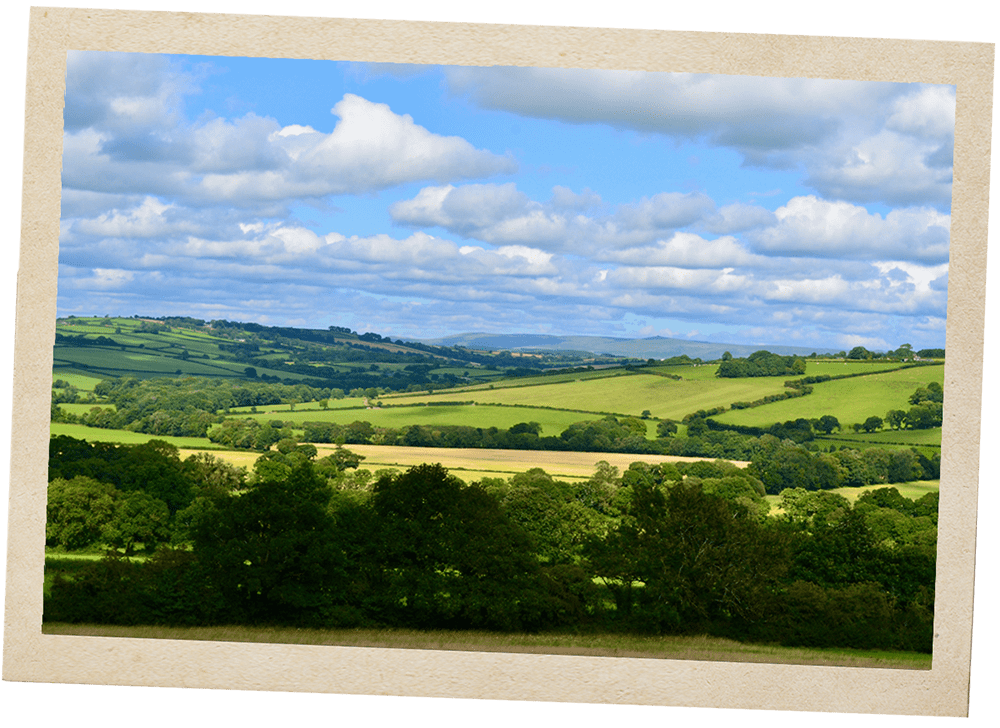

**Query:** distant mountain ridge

left=412, top=332, right=838, bottom=361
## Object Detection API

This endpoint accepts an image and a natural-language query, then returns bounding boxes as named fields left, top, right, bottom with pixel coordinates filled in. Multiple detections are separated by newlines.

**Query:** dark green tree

left=46, top=476, right=119, bottom=551
left=371, top=464, right=549, bottom=630
left=101, top=491, right=171, bottom=556
left=193, top=461, right=351, bottom=625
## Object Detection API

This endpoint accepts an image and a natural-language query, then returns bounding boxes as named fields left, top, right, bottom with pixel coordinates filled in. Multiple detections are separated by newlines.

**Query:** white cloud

left=605, top=232, right=761, bottom=268
left=90, top=268, right=135, bottom=288
left=699, top=202, right=776, bottom=234
left=63, top=86, right=517, bottom=208
left=72, top=196, right=178, bottom=238
left=749, top=195, right=950, bottom=262
left=391, top=183, right=715, bottom=251
left=549, top=186, right=602, bottom=211
left=886, top=85, right=956, bottom=139
left=445, top=67, right=955, bottom=208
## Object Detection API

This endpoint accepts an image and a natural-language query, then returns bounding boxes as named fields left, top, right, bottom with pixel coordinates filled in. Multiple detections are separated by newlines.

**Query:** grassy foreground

left=40, top=623, right=931, bottom=669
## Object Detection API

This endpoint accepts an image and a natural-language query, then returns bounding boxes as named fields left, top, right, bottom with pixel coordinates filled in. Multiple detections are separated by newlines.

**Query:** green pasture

left=53, top=343, right=310, bottom=382
left=386, top=367, right=630, bottom=397
left=832, top=480, right=940, bottom=503
left=230, top=397, right=369, bottom=414
left=802, top=361, right=910, bottom=376
left=59, top=402, right=115, bottom=416
left=818, top=427, right=942, bottom=450
left=383, top=372, right=791, bottom=421
left=764, top=480, right=939, bottom=513
left=51, top=372, right=104, bottom=391
left=50, top=422, right=219, bottom=449
left=228, top=403, right=598, bottom=436
left=711, top=366, right=944, bottom=429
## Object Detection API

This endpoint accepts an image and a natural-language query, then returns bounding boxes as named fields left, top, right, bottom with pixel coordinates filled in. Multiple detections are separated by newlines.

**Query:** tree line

left=44, top=437, right=936, bottom=653
left=716, top=350, right=807, bottom=378
left=211, top=414, right=938, bottom=494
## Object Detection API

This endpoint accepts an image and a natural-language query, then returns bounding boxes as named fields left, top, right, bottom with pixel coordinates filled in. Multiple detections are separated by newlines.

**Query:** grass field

left=39, top=623, right=931, bottom=669
left=230, top=396, right=370, bottom=413
left=711, top=365, right=944, bottom=429
left=59, top=402, right=115, bottom=416
left=53, top=316, right=318, bottom=382
left=51, top=372, right=105, bottom=390
left=232, top=403, right=602, bottom=437
left=831, top=480, right=940, bottom=502
left=764, top=480, right=940, bottom=512
left=50, top=423, right=220, bottom=449
left=818, top=427, right=942, bottom=448
left=381, top=372, right=792, bottom=421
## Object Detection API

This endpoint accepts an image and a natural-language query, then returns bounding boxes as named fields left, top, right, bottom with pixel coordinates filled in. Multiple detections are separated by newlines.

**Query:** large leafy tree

left=46, top=476, right=119, bottom=551
left=101, top=490, right=171, bottom=556
left=193, top=461, right=350, bottom=625
left=371, top=463, right=548, bottom=630
left=588, top=481, right=790, bottom=632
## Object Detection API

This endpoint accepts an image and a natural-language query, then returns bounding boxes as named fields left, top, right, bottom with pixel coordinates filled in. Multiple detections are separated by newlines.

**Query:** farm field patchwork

left=381, top=372, right=793, bottom=421
left=712, top=365, right=944, bottom=430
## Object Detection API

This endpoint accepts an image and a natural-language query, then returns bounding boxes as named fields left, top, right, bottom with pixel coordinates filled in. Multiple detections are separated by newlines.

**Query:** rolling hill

left=414, top=332, right=838, bottom=360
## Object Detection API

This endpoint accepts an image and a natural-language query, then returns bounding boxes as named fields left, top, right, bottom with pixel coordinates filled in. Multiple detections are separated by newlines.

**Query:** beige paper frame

left=2, top=6, right=993, bottom=716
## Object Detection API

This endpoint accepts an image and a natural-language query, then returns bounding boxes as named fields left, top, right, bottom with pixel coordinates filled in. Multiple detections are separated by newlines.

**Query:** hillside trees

left=717, top=350, right=807, bottom=378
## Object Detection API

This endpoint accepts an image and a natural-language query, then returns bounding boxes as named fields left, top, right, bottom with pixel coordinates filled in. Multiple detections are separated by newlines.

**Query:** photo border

left=3, top=6, right=993, bottom=716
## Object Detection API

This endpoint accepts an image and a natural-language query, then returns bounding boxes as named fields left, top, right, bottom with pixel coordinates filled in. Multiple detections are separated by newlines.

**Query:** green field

left=228, top=403, right=614, bottom=437
left=54, top=316, right=322, bottom=382
left=230, top=397, right=370, bottom=413
left=382, top=371, right=792, bottom=421
left=818, top=427, right=942, bottom=450
left=59, top=402, right=115, bottom=416
left=50, top=423, right=220, bottom=449
left=832, top=480, right=940, bottom=502
left=764, top=480, right=940, bottom=512
left=51, top=372, right=105, bottom=391
left=711, top=365, right=944, bottom=429
left=800, top=360, right=912, bottom=376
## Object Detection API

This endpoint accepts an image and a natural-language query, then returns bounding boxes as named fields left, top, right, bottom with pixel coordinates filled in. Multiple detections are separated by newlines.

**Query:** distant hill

left=413, top=332, right=838, bottom=361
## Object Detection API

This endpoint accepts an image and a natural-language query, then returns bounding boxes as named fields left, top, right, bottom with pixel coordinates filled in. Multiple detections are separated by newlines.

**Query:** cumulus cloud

left=90, top=94, right=514, bottom=205
left=391, top=183, right=715, bottom=251
left=748, top=196, right=950, bottom=262
left=699, top=202, right=776, bottom=234
left=444, top=66, right=955, bottom=209
left=63, top=52, right=517, bottom=210
left=604, top=233, right=762, bottom=268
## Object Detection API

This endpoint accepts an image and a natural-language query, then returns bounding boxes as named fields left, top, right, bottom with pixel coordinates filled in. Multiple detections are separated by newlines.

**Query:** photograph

left=2, top=2, right=995, bottom=724
left=43, top=49, right=950, bottom=666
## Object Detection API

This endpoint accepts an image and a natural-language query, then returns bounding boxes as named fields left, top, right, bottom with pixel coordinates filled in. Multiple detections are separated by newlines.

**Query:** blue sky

left=57, top=52, right=954, bottom=351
